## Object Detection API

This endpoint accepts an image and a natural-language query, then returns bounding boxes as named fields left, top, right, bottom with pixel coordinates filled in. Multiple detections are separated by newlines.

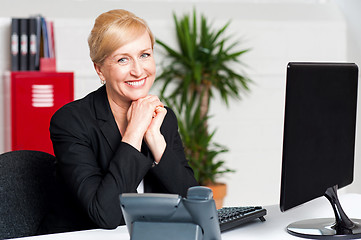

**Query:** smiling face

left=94, top=31, right=156, bottom=105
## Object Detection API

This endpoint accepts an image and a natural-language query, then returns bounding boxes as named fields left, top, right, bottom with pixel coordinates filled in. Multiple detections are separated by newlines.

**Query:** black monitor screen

left=280, top=62, right=358, bottom=212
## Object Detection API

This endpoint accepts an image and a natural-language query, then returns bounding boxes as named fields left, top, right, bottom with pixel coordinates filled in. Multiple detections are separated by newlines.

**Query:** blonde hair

left=88, top=9, right=155, bottom=65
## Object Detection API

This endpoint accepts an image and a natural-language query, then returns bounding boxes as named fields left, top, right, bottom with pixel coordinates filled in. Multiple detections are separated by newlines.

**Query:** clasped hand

left=122, top=95, right=167, bottom=163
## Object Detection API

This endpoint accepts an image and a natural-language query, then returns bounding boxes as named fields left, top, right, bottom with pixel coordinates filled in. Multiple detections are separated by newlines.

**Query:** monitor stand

left=287, top=185, right=361, bottom=239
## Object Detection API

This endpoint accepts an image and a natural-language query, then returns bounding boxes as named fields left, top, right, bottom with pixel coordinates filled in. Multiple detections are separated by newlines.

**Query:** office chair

left=0, top=150, right=57, bottom=239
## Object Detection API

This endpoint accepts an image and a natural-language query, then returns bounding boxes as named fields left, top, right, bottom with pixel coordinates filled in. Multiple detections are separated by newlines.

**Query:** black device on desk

left=120, top=186, right=221, bottom=240
left=218, top=206, right=266, bottom=232
left=119, top=186, right=267, bottom=240
left=280, top=62, right=361, bottom=239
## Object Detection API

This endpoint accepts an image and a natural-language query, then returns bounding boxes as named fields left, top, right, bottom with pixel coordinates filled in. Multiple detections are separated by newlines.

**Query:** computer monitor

left=280, top=62, right=361, bottom=239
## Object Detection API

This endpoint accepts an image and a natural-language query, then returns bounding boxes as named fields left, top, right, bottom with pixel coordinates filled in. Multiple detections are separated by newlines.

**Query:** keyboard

left=218, top=206, right=267, bottom=232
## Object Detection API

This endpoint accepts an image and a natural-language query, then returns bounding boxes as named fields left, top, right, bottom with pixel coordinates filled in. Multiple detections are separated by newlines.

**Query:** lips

left=126, top=78, right=146, bottom=87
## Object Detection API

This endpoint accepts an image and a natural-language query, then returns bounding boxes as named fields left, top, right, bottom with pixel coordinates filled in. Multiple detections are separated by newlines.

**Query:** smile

left=126, top=78, right=146, bottom=87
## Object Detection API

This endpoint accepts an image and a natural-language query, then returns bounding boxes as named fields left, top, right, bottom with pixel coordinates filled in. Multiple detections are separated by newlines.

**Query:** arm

left=50, top=105, right=153, bottom=229
left=149, top=107, right=199, bottom=197
left=124, top=95, right=166, bottom=162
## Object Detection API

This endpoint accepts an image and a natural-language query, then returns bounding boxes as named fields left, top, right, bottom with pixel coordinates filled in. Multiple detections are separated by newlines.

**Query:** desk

left=14, top=193, right=361, bottom=240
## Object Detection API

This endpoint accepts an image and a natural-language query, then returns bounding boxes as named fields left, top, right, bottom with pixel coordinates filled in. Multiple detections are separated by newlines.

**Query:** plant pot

left=206, top=182, right=227, bottom=209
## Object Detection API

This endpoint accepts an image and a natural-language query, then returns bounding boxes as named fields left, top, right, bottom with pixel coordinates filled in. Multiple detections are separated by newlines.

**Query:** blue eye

left=141, top=53, right=150, bottom=58
left=118, top=58, right=128, bottom=63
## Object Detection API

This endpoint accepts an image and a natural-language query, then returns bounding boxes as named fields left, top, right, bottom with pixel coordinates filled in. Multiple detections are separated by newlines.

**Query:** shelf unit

left=4, top=71, right=74, bottom=155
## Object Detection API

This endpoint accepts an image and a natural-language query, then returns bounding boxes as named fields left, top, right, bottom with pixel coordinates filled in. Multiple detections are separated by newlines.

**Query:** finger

left=153, top=105, right=166, bottom=116
left=153, top=106, right=167, bottom=120
left=144, top=95, right=164, bottom=106
left=136, top=96, right=163, bottom=111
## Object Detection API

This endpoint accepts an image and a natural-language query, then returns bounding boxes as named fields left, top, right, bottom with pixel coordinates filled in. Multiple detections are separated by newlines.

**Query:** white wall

left=0, top=0, right=359, bottom=206
left=333, top=0, right=361, bottom=197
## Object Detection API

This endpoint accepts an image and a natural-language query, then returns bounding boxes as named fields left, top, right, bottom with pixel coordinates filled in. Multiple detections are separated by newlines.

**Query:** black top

left=42, top=85, right=198, bottom=233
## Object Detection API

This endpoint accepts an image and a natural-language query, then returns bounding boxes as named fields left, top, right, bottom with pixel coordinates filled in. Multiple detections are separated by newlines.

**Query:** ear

left=94, top=63, right=105, bottom=81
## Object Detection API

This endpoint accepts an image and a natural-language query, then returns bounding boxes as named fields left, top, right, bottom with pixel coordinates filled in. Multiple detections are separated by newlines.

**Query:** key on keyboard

left=218, top=206, right=267, bottom=232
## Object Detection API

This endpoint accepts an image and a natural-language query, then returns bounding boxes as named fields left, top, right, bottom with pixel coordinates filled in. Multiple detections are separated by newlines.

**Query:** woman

left=47, top=9, right=198, bottom=232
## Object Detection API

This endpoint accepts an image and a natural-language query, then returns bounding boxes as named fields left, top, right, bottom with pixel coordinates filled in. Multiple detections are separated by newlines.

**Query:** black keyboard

left=218, top=206, right=267, bottom=232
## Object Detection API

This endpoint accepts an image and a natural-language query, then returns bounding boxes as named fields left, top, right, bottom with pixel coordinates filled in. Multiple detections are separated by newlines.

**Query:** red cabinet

left=4, top=71, right=74, bottom=155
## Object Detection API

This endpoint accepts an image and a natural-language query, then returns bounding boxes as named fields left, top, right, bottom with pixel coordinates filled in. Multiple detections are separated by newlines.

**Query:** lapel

left=93, top=85, right=121, bottom=152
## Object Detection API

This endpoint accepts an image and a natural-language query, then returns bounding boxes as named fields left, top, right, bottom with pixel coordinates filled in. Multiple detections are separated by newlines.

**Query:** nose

left=130, top=59, right=142, bottom=77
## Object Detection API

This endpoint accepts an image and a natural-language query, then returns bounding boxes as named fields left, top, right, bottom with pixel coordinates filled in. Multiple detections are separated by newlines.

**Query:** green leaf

left=155, top=9, right=252, bottom=185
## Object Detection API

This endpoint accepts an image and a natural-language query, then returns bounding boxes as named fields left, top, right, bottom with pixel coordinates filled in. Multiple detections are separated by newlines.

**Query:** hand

left=121, top=95, right=164, bottom=152
left=145, top=106, right=167, bottom=163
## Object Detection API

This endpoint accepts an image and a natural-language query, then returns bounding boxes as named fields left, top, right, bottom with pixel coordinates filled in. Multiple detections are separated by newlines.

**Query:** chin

left=131, top=93, right=149, bottom=101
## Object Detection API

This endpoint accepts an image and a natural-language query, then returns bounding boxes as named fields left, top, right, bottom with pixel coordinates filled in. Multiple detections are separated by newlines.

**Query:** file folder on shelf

left=10, top=15, right=54, bottom=71
left=10, top=18, right=20, bottom=71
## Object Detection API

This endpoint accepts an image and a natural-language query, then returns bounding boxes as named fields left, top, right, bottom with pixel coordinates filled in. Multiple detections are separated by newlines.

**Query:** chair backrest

left=0, top=150, right=57, bottom=239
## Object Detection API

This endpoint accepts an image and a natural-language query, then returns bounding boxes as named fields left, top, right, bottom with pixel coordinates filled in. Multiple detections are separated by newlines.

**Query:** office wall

left=0, top=0, right=359, bottom=206
left=333, top=0, right=361, bottom=197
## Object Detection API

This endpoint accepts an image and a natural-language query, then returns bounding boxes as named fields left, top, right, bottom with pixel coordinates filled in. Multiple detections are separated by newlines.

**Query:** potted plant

left=155, top=10, right=251, bottom=208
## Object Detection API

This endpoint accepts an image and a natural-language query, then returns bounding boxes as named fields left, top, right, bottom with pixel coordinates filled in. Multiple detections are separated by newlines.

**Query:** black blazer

left=49, top=85, right=198, bottom=230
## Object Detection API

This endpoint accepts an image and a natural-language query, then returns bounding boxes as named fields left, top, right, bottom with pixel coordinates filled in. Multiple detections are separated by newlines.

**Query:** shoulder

left=50, top=86, right=105, bottom=135
left=51, top=96, right=90, bottom=128
left=164, top=106, right=177, bottom=121
left=51, top=86, right=104, bottom=123
left=164, top=106, right=177, bottom=123
left=161, top=106, right=179, bottom=133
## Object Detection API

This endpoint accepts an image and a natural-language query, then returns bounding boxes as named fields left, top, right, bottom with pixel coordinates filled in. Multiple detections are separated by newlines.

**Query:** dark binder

left=41, top=17, right=50, bottom=59
left=35, top=16, right=42, bottom=70
left=19, top=18, right=29, bottom=71
left=10, top=18, right=20, bottom=71
left=28, top=17, right=38, bottom=70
